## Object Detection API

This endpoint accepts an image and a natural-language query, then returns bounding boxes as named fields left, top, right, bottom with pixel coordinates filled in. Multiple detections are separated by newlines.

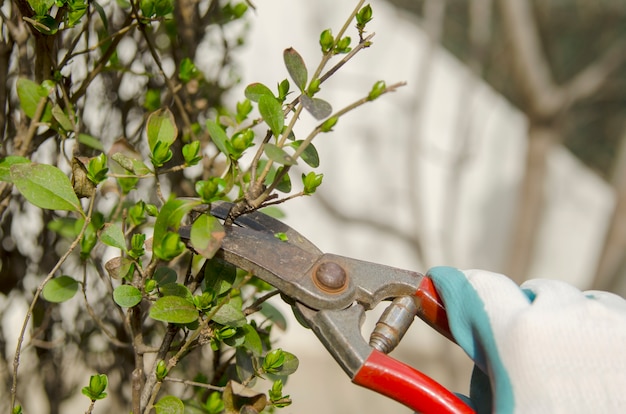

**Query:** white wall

left=234, top=1, right=615, bottom=412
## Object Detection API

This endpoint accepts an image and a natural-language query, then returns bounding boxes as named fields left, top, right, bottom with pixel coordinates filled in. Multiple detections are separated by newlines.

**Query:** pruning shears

left=184, top=201, right=475, bottom=414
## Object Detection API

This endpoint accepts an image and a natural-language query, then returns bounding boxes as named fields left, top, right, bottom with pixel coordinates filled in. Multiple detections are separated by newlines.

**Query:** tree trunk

left=592, top=127, right=626, bottom=292
left=505, top=125, right=556, bottom=282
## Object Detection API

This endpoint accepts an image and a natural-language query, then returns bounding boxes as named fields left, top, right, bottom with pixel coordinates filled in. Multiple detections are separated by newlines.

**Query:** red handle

left=353, top=349, right=474, bottom=413
left=415, top=276, right=455, bottom=342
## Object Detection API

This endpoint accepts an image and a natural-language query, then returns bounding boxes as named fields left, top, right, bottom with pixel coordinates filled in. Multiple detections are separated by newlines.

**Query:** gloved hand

left=426, top=266, right=626, bottom=414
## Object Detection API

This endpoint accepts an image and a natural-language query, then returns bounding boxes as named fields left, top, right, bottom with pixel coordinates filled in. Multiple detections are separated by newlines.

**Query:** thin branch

left=16, top=95, right=48, bottom=156
left=141, top=275, right=253, bottom=413
left=563, top=37, right=626, bottom=107
left=243, top=289, right=280, bottom=316
left=497, top=0, right=564, bottom=117
left=310, top=0, right=365, bottom=82
left=81, top=265, right=129, bottom=348
left=318, top=32, right=375, bottom=84
left=11, top=198, right=94, bottom=411
left=134, top=9, right=198, bottom=142
left=252, top=82, right=406, bottom=207
left=163, top=377, right=225, bottom=391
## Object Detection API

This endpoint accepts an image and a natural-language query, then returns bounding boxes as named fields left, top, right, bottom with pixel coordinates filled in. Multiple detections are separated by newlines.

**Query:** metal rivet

left=313, top=261, right=348, bottom=293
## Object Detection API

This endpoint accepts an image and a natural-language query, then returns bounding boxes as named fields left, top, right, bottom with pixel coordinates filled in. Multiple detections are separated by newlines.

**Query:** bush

left=0, top=1, right=400, bottom=412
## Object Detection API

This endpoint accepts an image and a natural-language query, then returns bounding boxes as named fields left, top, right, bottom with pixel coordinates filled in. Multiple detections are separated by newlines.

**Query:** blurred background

left=1, top=0, right=625, bottom=413
left=238, top=0, right=626, bottom=412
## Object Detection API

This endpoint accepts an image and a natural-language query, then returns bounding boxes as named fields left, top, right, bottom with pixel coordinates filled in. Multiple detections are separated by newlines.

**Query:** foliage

left=0, top=1, right=400, bottom=413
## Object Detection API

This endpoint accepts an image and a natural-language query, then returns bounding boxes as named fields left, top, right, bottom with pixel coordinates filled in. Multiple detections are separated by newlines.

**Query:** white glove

left=426, top=266, right=626, bottom=414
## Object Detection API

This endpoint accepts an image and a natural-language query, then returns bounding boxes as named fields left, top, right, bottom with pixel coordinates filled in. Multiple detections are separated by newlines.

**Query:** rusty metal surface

left=196, top=202, right=427, bottom=312
left=180, top=201, right=430, bottom=378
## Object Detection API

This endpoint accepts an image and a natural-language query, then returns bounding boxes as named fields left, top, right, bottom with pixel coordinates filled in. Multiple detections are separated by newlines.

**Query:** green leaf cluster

left=81, top=374, right=108, bottom=401
left=2, top=1, right=400, bottom=412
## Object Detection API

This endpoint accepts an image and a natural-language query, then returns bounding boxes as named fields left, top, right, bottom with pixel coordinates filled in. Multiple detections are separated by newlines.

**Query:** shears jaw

left=293, top=302, right=372, bottom=378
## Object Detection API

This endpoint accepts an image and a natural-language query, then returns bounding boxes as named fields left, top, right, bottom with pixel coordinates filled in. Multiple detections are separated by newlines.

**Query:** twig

left=81, top=265, right=129, bottom=348
left=141, top=274, right=253, bottom=413
left=318, top=32, right=375, bottom=84
left=71, top=14, right=134, bottom=104
left=133, top=4, right=198, bottom=142
left=163, top=377, right=225, bottom=391
left=17, top=95, right=48, bottom=156
left=11, top=198, right=94, bottom=411
left=310, top=0, right=365, bottom=82
left=243, top=289, right=280, bottom=316
left=85, top=400, right=96, bottom=414
left=253, top=81, right=406, bottom=206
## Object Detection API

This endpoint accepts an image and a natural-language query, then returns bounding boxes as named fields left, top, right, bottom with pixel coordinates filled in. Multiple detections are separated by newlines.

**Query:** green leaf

left=52, top=104, right=73, bottom=131
left=154, top=395, right=184, bottom=414
left=178, top=57, right=198, bottom=83
left=265, top=165, right=291, bottom=193
left=28, top=0, right=54, bottom=16
left=193, top=291, right=214, bottom=311
left=302, top=172, right=323, bottom=195
left=11, top=163, right=81, bottom=212
left=81, top=374, right=108, bottom=401
left=77, top=133, right=104, bottom=151
left=159, top=283, right=193, bottom=302
left=277, top=79, right=290, bottom=102
left=30, top=13, right=59, bottom=34
left=235, top=347, right=255, bottom=383
left=144, top=89, right=161, bottom=111
left=283, top=48, right=307, bottom=92
left=260, top=302, right=287, bottom=331
left=203, top=258, right=236, bottom=295
left=48, top=217, right=80, bottom=239
left=236, top=99, right=253, bottom=123
left=67, top=0, right=88, bottom=27
left=150, top=296, right=199, bottom=324
left=182, top=141, right=202, bottom=166
left=211, top=302, right=246, bottom=327
left=262, top=349, right=285, bottom=373
left=204, top=392, right=225, bottom=414
left=307, top=78, right=320, bottom=96
left=320, top=116, right=338, bottom=132
left=334, top=36, right=352, bottom=53
left=190, top=214, right=225, bottom=259
left=242, top=324, right=263, bottom=356
left=100, top=223, right=127, bottom=251
left=86, top=153, right=108, bottom=184
left=319, top=29, right=334, bottom=53
left=110, top=152, right=150, bottom=175
left=289, top=141, right=319, bottom=167
left=206, top=120, right=233, bottom=157
left=113, top=285, right=142, bottom=307
left=356, top=4, right=373, bottom=29
left=147, top=108, right=178, bottom=157
left=244, top=82, right=274, bottom=102
left=0, top=156, right=29, bottom=182
left=264, top=350, right=299, bottom=377
left=300, top=95, right=332, bottom=120
left=104, top=256, right=134, bottom=280
left=274, top=232, right=288, bottom=241
left=258, top=95, right=284, bottom=137
left=16, top=78, right=51, bottom=121
left=42, top=275, right=79, bottom=303
left=92, top=1, right=108, bottom=31
left=152, top=198, right=198, bottom=259
left=368, top=80, right=386, bottom=101
left=264, top=143, right=295, bottom=166
left=153, top=267, right=177, bottom=285
left=153, top=231, right=185, bottom=261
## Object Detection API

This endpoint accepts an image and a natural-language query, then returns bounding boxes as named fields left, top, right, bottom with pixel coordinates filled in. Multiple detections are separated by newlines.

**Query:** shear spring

left=369, top=296, right=418, bottom=354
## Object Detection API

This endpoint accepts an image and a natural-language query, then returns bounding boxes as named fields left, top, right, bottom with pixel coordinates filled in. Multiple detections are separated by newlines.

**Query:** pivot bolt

left=313, top=261, right=348, bottom=293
